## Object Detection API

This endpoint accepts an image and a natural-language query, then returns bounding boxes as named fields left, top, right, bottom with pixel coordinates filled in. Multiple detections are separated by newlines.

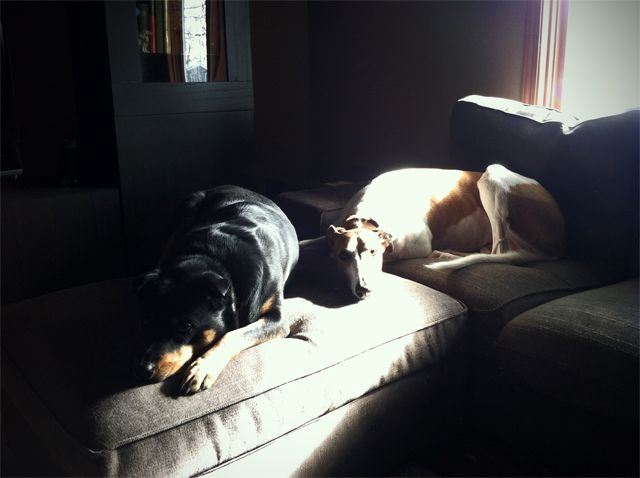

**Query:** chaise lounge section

left=2, top=242, right=468, bottom=477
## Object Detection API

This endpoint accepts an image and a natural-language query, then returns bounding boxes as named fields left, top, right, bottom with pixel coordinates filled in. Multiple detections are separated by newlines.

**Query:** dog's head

left=133, top=259, right=234, bottom=383
left=326, top=216, right=393, bottom=300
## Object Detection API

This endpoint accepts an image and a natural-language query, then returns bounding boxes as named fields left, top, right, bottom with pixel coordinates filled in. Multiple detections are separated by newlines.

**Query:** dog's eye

left=370, top=249, right=377, bottom=256
left=208, top=296, right=225, bottom=309
left=338, top=250, right=352, bottom=262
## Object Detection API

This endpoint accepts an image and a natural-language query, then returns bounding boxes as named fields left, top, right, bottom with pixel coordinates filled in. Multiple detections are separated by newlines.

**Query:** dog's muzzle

left=354, top=281, right=371, bottom=300
left=136, top=358, right=157, bottom=382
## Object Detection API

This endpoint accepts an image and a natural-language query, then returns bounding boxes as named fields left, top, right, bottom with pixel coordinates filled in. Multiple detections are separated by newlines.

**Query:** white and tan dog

left=326, top=164, right=565, bottom=299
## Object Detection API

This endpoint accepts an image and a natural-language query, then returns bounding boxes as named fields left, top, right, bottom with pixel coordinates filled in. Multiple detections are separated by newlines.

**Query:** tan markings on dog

left=330, top=231, right=358, bottom=269
left=190, top=328, right=218, bottom=356
left=200, top=329, right=216, bottom=346
left=343, top=216, right=362, bottom=230
left=356, top=236, right=370, bottom=255
left=201, top=328, right=217, bottom=346
left=330, top=225, right=389, bottom=261
left=260, top=294, right=276, bottom=316
left=344, top=216, right=379, bottom=231
left=428, top=172, right=485, bottom=249
left=155, top=345, right=194, bottom=380
left=508, top=183, right=566, bottom=256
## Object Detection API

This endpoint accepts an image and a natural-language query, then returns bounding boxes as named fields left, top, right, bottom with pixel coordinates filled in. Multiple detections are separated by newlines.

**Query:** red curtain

left=167, top=0, right=185, bottom=82
left=207, top=0, right=228, bottom=82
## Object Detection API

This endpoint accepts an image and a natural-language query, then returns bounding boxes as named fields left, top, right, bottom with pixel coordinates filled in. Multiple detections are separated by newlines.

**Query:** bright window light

left=183, top=0, right=208, bottom=82
left=562, top=0, right=640, bottom=120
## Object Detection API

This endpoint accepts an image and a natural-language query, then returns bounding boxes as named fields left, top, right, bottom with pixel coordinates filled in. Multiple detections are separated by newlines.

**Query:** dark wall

left=250, top=1, right=312, bottom=190
left=307, top=1, right=528, bottom=182
left=3, top=1, right=529, bottom=190
left=1, top=0, right=531, bottom=276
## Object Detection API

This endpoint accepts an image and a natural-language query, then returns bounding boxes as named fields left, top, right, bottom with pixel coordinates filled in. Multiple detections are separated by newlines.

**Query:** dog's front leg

left=181, top=304, right=289, bottom=394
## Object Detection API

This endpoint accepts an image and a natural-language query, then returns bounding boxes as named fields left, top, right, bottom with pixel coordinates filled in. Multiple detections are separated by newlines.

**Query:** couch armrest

left=1, top=187, right=126, bottom=304
left=276, top=182, right=364, bottom=240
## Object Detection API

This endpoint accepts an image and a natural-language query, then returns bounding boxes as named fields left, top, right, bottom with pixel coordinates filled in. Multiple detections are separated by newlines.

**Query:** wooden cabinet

left=104, top=1, right=255, bottom=273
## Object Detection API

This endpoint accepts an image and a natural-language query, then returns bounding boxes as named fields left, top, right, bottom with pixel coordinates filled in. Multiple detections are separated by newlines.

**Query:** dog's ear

left=363, top=218, right=380, bottom=229
left=378, top=230, right=394, bottom=253
left=342, top=217, right=361, bottom=230
left=202, top=271, right=230, bottom=297
left=134, top=269, right=164, bottom=300
left=326, top=225, right=345, bottom=245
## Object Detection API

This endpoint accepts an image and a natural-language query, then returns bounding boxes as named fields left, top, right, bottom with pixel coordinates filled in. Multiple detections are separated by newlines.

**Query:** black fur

left=134, top=185, right=298, bottom=384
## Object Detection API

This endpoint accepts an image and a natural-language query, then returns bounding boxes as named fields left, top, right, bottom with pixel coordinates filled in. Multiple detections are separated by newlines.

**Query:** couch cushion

left=2, top=248, right=466, bottom=476
left=494, top=279, right=639, bottom=422
left=450, top=95, right=579, bottom=177
left=384, top=257, right=628, bottom=342
left=451, top=95, right=639, bottom=276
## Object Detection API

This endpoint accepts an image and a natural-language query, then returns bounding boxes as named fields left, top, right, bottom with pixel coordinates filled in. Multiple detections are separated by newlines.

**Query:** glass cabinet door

left=136, top=0, right=228, bottom=82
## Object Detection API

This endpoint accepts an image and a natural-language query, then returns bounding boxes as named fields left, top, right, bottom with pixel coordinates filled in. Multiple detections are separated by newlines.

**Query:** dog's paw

left=180, top=356, right=225, bottom=395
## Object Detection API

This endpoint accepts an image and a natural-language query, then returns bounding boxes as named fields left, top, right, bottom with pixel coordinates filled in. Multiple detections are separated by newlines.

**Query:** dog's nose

left=355, top=284, right=371, bottom=299
left=135, top=359, right=157, bottom=382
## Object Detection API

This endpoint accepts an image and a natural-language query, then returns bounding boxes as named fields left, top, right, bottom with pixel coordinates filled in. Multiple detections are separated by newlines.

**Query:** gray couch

left=2, top=96, right=638, bottom=476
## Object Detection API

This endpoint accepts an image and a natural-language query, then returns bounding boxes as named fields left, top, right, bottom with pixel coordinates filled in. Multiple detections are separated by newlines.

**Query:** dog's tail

left=425, top=250, right=550, bottom=271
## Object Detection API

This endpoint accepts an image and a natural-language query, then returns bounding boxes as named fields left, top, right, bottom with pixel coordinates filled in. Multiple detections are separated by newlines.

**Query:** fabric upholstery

left=451, top=96, right=639, bottom=276
left=2, top=248, right=467, bottom=476
left=203, top=364, right=465, bottom=477
left=494, top=279, right=639, bottom=422
left=0, top=187, right=126, bottom=304
left=383, top=257, right=626, bottom=343
left=449, top=95, right=580, bottom=177
left=469, top=280, right=639, bottom=476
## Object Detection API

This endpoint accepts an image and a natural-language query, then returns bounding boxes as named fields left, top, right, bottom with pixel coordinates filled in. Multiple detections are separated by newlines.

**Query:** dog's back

left=135, top=186, right=299, bottom=391
left=163, top=185, right=299, bottom=326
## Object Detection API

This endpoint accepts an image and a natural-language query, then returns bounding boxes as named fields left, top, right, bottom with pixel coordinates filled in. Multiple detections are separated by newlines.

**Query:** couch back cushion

left=450, top=95, right=639, bottom=274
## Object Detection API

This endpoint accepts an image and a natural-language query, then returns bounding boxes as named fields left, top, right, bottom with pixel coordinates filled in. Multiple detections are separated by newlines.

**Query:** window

left=562, top=0, right=639, bottom=119
left=521, top=0, right=639, bottom=119
left=136, top=0, right=228, bottom=83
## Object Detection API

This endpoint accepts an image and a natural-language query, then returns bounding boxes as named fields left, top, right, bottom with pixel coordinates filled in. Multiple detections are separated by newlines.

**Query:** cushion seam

left=108, top=308, right=467, bottom=450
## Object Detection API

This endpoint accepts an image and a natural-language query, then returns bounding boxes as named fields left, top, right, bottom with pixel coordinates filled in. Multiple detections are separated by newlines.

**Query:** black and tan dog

left=134, top=186, right=299, bottom=394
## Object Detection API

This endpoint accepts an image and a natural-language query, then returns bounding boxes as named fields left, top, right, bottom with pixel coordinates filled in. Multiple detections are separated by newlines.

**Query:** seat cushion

left=468, top=279, right=639, bottom=475
left=2, top=248, right=466, bottom=477
left=384, top=257, right=629, bottom=343
left=494, top=278, right=639, bottom=421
